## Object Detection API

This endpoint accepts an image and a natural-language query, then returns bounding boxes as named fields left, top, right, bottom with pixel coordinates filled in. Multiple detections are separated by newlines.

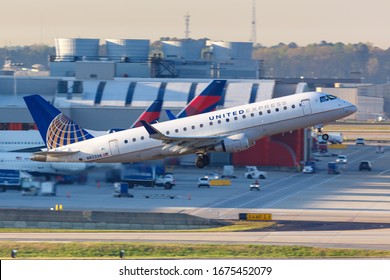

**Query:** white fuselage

left=41, top=91, right=356, bottom=163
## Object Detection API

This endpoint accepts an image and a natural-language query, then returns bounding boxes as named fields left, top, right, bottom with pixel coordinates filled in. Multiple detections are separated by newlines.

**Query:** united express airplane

left=1, top=80, right=226, bottom=152
left=24, top=90, right=356, bottom=168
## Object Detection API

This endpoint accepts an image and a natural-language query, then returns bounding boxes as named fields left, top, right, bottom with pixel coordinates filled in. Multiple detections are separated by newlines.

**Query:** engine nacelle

left=214, top=133, right=251, bottom=152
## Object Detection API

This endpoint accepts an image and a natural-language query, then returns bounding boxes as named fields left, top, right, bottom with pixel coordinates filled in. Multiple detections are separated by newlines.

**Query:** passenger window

left=267, top=109, right=271, bottom=114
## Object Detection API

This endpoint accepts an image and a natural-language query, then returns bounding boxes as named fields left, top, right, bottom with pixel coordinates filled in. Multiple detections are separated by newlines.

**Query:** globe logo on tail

left=46, top=113, right=93, bottom=149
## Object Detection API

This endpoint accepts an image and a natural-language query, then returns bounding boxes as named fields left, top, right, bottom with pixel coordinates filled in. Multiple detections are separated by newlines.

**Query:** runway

left=1, top=229, right=390, bottom=250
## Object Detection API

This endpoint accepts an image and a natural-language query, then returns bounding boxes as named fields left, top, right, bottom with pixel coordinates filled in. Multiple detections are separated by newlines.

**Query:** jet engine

left=214, top=133, right=252, bottom=152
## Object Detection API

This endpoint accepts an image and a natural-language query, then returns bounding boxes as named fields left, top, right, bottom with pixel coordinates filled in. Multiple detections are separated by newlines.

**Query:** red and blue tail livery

left=176, top=79, right=226, bottom=118
left=131, top=99, right=163, bottom=128
left=23, top=95, right=94, bottom=149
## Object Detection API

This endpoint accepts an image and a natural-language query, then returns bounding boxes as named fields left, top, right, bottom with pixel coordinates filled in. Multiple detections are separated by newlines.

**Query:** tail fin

left=23, top=94, right=94, bottom=149
left=176, top=79, right=226, bottom=118
left=131, top=99, right=163, bottom=128
left=165, top=109, right=177, bottom=120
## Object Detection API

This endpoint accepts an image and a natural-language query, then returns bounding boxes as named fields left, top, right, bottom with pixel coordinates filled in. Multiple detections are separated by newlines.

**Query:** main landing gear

left=196, top=154, right=210, bottom=168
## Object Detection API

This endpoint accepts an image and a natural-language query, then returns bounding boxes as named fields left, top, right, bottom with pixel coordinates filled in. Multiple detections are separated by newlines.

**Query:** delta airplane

left=0, top=80, right=225, bottom=152
left=24, top=90, right=356, bottom=168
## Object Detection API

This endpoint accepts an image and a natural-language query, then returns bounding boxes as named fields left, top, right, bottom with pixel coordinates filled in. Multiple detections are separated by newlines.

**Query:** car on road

left=376, top=145, right=384, bottom=153
left=336, top=155, right=348, bottom=164
left=249, top=180, right=260, bottom=191
left=302, top=165, right=314, bottom=173
left=197, top=177, right=210, bottom=188
left=356, top=138, right=365, bottom=145
left=359, top=161, right=372, bottom=171
left=205, top=173, right=220, bottom=179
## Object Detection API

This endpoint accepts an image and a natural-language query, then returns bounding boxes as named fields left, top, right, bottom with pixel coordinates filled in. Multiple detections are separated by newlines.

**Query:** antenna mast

left=250, top=0, right=257, bottom=46
left=184, top=12, right=191, bottom=39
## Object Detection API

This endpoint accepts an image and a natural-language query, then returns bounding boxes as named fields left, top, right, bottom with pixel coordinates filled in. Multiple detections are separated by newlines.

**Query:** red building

left=232, top=129, right=304, bottom=168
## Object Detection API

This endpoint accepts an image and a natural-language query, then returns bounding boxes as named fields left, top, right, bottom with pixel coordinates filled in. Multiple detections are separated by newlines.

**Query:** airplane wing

left=140, top=120, right=223, bottom=153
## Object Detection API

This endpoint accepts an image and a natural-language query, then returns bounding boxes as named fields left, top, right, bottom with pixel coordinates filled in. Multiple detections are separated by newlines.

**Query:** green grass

left=0, top=221, right=275, bottom=233
left=1, top=241, right=389, bottom=259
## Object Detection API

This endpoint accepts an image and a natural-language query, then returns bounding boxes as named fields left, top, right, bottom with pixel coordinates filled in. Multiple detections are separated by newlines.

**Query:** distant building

left=49, top=38, right=262, bottom=80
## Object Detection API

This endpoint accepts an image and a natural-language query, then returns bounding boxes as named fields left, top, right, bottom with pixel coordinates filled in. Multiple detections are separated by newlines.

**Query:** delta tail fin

left=23, top=94, right=94, bottom=149
left=176, top=79, right=226, bottom=118
left=131, top=99, right=163, bottom=128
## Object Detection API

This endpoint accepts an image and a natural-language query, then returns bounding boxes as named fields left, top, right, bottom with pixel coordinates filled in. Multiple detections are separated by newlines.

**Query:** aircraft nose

left=343, top=103, right=357, bottom=115
left=348, top=104, right=357, bottom=113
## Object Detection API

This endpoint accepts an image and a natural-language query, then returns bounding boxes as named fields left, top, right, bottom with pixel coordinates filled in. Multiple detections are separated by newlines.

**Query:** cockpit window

left=320, top=94, right=338, bottom=103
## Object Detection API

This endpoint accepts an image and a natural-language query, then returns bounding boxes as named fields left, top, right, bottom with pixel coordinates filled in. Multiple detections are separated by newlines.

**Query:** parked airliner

left=24, top=90, right=356, bottom=168
left=0, top=152, right=95, bottom=177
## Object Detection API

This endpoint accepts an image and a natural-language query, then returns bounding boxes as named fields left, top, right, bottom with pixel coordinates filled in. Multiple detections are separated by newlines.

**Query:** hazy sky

left=2, top=0, right=390, bottom=48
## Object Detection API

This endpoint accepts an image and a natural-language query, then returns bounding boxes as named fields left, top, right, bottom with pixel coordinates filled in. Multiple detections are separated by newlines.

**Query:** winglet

left=140, top=120, right=164, bottom=140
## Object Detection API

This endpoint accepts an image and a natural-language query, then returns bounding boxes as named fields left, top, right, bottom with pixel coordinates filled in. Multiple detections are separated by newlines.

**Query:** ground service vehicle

left=336, top=155, right=348, bottom=164
left=328, top=162, right=340, bottom=174
left=245, top=166, right=267, bottom=179
left=120, top=163, right=175, bottom=189
left=222, top=165, right=236, bottom=178
left=356, top=138, right=365, bottom=145
left=249, top=180, right=260, bottom=191
left=198, top=177, right=210, bottom=188
left=359, top=161, right=372, bottom=171
left=0, top=169, right=30, bottom=191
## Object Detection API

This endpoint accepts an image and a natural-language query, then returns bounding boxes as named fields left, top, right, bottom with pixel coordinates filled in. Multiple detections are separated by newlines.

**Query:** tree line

left=253, top=41, right=390, bottom=83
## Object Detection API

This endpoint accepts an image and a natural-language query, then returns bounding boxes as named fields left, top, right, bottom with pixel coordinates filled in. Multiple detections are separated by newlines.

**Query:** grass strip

left=1, top=241, right=389, bottom=259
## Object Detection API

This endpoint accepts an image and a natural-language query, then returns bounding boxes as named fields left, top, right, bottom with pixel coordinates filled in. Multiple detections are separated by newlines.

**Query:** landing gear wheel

left=195, top=154, right=210, bottom=168
left=322, top=133, right=329, bottom=141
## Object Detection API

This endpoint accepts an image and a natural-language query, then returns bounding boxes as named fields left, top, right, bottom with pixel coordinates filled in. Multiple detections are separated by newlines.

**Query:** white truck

left=245, top=166, right=267, bottom=179
left=221, top=165, right=236, bottom=178
left=154, top=174, right=175, bottom=189
left=121, top=163, right=175, bottom=189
